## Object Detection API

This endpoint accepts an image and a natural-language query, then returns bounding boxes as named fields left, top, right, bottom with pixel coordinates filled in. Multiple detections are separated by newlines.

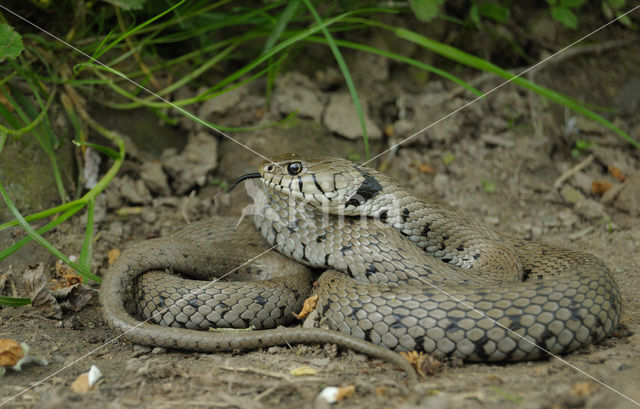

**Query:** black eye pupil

left=267, top=165, right=274, bottom=171
left=287, top=162, right=302, bottom=175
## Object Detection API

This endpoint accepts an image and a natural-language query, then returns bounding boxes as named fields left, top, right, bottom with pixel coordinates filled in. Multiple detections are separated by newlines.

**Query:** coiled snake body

left=100, top=154, right=621, bottom=377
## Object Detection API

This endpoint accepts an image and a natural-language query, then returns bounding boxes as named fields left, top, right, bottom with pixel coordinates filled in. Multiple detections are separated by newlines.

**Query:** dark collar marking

left=347, top=166, right=383, bottom=206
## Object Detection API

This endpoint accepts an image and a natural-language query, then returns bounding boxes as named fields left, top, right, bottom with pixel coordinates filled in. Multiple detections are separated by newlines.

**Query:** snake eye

left=267, top=164, right=274, bottom=172
left=287, top=162, right=303, bottom=175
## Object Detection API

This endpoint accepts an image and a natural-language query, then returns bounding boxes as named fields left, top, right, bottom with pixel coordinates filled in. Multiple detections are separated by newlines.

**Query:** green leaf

left=608, top=0, right=626, bottom=8
left=479, top=2, right=510, bottom=23
left=0, top=181, right=101, bottom=283
left=481, top=179, right=497, bottom=193
left=469, top=4, right=481, bottom=25
left=443, top=153, right=455, bottom=165
left=409, top=0, right=445, bottom=22
left=575, top=139, right=596, bottom=150
left=617, top=12, right=632, bottom=27
left=0, top=23, right=24, bottom=61
left=601, top=1, right=614, bottom=18
left=72, top=140, right=121, bottom=159
left=102, top=0, right=146, bottom=11
left=551, top=6, right=578, bottom=29
left=263, top=1, right=300, bottom=52
left=560, top=0, right=588, bottom=8
left=0, top=296, right=31, bottom=306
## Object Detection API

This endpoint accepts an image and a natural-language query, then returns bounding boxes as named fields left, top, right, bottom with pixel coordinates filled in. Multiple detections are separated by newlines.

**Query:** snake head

left=258, top=153, right=367, bottom=215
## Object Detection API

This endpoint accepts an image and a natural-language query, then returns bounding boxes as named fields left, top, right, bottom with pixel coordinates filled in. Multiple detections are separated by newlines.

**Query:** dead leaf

left=55, top=257, right=77, bottom=277
left=116, top=206, right=143, bottom=216
left=0, top=272, right=8, bottom=292
left=591, top=181, right=613, bottom=196
left=52, top=283, right=94, bottom=312
left=335, top=385, right=355, bottom=402
left=608, top=165, right=626, bottom=182
left=384, top=124, right=394, bottom=138
left=70, top=365, right=102, bottom=393
left=418, top=163, right=436, bottom=174
left=71, top=373, right=91, bottom=393
left=400, top=351, right=443, bottom=376
left=108, top=248, right=121, bottom=265
left=0, top=339, right=24, bottom=367
left=254, top=107, right=267, bottom=119
left=0, top=88, right=13, bottom=112
left=23, top=264, right=62, bottom=319
left=572, top=381, right=598, bottom=397
left=290, top=366, right=317, bottom=376
left=374, top=386, right=388, bottom=396
left=318, top=385, right=355, bottom=404
left=63, top=273, right=82, bottom=286
left=292, top=294, right=318, bottom=320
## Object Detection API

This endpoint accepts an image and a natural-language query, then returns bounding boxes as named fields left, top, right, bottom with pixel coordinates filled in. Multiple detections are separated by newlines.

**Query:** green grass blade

left=304, top=35, right=482, bottom=96
left=0, top=181, right=101, bottom=283
left=0, top=204, right=83, bottom=261
left=78, top=198, right=94, bottom=271
left=303, top=0, right=369, bottom=159
left=0, top=199, right=86, bottom=231
left=93, top=0, right=188, bottom=60
left=72, top=140, right=121, bottom=159
left=208, top=8, right=386, bottom=98
left=263, top=1, right=300, bottom=53
left=10, top=84, right=67, bottom=201
left=0, top=296, right=31, bottom=306
left=394, top=27, right=638, bottom=148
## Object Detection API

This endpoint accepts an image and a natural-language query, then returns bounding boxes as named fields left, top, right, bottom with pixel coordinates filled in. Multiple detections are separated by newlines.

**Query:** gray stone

left=323, top=92, right=382, bottom=140
left=573, top=198, right=608, bottom=220
left=272, top=72, right=325, bottom=121
left=120, top=175, right=152, bottom=205
left=198, top=84, right=247, bottom=117
left=140, top=161, right=171, bottom=196
left=613, top=170, right=640, bottom=216
left=163, top=131, right=218, bottom=195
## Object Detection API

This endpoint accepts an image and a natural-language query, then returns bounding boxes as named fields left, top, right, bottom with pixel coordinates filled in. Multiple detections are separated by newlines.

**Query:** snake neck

left=342, top=166, right=521, bottom=274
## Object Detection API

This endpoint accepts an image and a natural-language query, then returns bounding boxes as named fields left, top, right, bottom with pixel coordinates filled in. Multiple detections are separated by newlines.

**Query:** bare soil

left=1, top=28, right=640, bottom=409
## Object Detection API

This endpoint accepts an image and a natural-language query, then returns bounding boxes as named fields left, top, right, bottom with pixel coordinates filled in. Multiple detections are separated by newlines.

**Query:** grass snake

left=100, top=154, right=621, bottom=379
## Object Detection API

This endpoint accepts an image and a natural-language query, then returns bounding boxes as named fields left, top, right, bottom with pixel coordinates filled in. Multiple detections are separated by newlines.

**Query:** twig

left=220, top=366, right=292, bottom=381
left=553, top=154, right=594, bottom=190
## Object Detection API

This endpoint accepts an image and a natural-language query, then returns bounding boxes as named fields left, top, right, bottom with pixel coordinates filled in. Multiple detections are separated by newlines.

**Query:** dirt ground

left=1, top=26, right=640, bottom=409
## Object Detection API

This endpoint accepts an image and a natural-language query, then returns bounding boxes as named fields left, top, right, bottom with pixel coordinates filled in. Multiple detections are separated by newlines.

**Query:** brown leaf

left=108, top=248, right=121, bottom=265
left=52, top=283, right=94, bottom=312
left=384, top=124, right=395, bottom=138
left=334, top=385, right=355, bottom=402
left=400, top=350, right=443, bottom=376
left=591, top=181, right=614, bottom=196
left=70, top=373, right=91, bottom=393
left=418, top=163, right=436, bottom=174
left=572, top=381, right=598, bottom=397
left=55, top=258, right=77, bottom=277
left=608, top=165, right=626, bottom=182
left=0, top=339, right=24, bottom=367
left=292, top=294, right=318, bottom=320
left=374, top=386, right=388, bottom=396
left=318, top=385, right=355, bottom=404
left=23, top=263, right=62, bottom=319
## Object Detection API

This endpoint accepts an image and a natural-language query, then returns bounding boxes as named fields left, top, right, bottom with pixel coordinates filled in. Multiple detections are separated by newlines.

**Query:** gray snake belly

left=100, top=154, right=621, bottom=377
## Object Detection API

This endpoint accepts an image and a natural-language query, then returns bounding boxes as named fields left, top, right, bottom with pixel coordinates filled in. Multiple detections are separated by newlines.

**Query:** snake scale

left=100, top=153, right=621, bottom=379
